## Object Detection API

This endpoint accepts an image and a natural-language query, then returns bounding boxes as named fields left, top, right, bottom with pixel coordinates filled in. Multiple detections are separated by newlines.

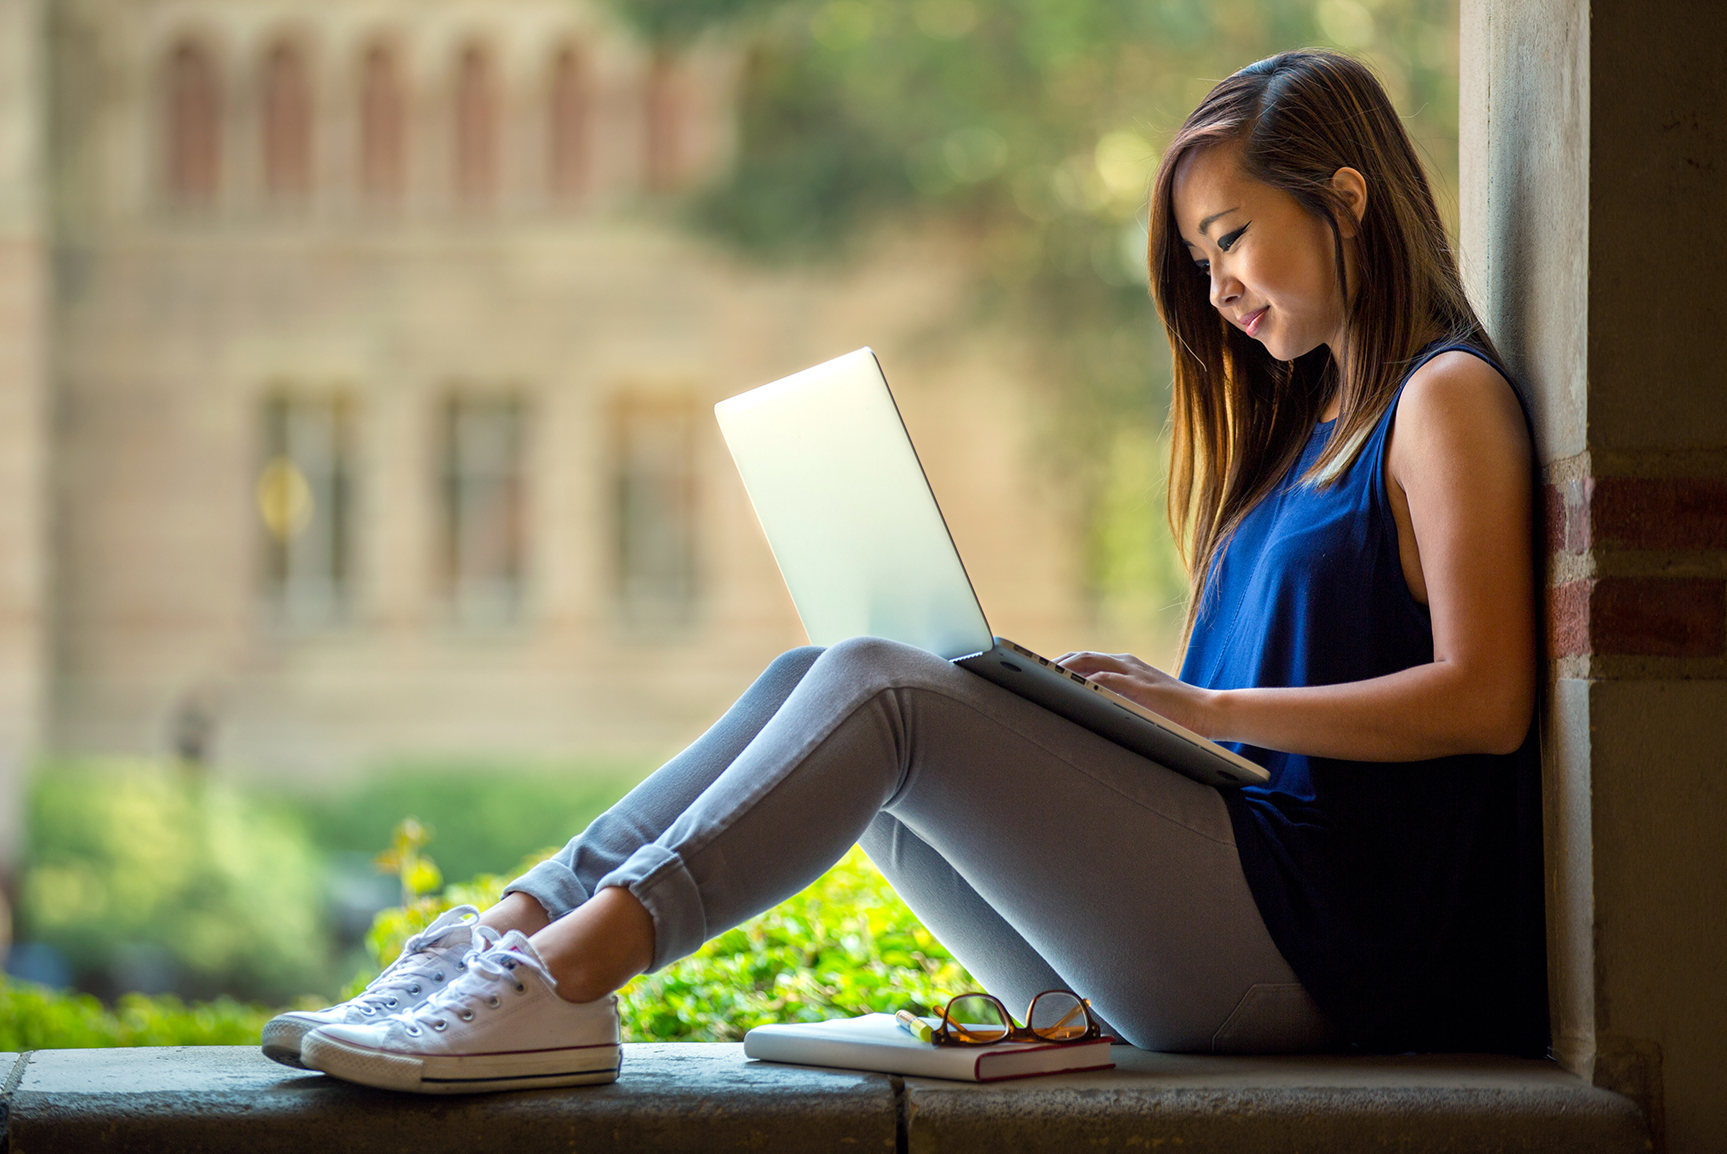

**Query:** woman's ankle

left=479, top=891, right=553, bottom=936
left=531, top=886, right=656, bottom=1004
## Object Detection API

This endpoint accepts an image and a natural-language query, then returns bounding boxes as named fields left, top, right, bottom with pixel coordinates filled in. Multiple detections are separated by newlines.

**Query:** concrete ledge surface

left=0, top=1043, right=1649, bottom=1153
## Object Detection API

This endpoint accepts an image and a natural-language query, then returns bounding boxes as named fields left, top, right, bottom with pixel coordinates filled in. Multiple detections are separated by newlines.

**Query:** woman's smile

left=1240, top=306, right=1269, bottom=337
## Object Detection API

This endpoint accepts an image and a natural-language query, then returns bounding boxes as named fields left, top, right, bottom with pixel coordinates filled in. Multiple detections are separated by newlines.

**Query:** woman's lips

left=1242, top=307, right=1268, bottom=338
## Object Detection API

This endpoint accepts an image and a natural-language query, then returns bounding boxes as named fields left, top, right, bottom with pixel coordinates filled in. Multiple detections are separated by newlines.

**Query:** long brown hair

left=1148, top=50, right=1497, bottom=640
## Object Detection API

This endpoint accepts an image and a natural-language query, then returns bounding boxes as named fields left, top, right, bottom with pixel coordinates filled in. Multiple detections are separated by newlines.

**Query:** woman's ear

left=1331, top=167, right=1368, bottom=237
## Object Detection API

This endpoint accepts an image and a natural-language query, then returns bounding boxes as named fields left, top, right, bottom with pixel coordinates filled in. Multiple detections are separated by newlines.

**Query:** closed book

left=742, top=1013, right=1116, bottom=1082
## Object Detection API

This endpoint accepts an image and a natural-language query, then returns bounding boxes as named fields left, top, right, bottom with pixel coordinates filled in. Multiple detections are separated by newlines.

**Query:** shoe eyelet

left=404, top=1025, right=422, bottom=1037
left=487, top=996, right=502, bottom=1009
left=457, top=962, right=467, bottom=971
left=459, top=1010, right=475, bottom=1022
left=513, top=983, right=526, bottom=995
left=434, top=972, right=445, bottom=982
left=361, top=1007, right=375, bottom=1016
left=431, top=1020, right=448, bottom=1031
left=408, top=984, right=421, bottom=995
left=385, top=997, right=398, bottom=1008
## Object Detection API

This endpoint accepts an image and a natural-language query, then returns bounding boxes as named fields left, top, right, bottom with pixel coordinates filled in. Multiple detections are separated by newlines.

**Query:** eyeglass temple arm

left=1036, top=998, right=1089, bottom=1032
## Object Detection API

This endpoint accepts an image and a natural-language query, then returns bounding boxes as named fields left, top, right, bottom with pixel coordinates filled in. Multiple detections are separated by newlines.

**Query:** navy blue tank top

left=1179, top=342, right=1548, bottom=1054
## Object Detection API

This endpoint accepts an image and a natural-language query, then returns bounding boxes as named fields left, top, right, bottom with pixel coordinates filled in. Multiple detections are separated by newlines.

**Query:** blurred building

left=0, top=0, right=1098, bottom=841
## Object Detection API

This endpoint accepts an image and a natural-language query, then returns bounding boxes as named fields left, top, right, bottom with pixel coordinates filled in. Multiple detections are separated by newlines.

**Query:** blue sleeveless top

left=1179, top=342, right=1548, bottom=1054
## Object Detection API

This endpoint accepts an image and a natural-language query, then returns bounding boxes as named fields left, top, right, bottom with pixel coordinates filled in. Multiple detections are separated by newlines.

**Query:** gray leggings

left=504, top=637, right=1335, bottom=1052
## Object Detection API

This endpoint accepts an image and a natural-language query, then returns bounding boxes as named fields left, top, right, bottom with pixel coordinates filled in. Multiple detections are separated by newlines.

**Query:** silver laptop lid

left=714, top=348, right=994, bottom=660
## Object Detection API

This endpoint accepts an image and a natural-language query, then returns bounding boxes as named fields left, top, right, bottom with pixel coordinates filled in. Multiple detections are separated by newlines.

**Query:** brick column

left=0, top=0, right=48, bottom=869
left=1463, top=0, right=1727, bottom=1149
left=1547, top=478, right=1727, bottom=669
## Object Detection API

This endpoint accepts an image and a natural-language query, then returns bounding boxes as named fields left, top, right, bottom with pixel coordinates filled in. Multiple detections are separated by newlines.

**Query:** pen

left=894, top=1009, right=935, bottom=1044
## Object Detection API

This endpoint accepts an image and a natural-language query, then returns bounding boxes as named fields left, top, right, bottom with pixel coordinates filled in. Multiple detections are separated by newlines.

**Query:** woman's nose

left=1210, top=270, right=1241, bottom=310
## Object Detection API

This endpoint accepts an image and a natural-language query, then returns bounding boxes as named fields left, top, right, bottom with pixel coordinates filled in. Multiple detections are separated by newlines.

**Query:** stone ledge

left=0, top=1043, right=1650, bottom=1153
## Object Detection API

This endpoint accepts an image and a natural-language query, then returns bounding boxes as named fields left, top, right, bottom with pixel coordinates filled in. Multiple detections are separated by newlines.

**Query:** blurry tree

left=611, top=0, right=1459, bottom=636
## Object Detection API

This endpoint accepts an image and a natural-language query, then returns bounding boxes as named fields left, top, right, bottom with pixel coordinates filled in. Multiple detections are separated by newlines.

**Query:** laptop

left=713, top=348, right=1269, bottom=790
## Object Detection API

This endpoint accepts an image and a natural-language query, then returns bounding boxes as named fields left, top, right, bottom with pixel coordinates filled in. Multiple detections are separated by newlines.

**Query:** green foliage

left=372, top=816, right=444, bottom=907
left=622, top=846, right=973, bottom=1041
left=295, top=759, right=651, bottom=886
left=0, top=978, right=277, bottom=1050
left=12, top=759, right=651, bottom=1006
left=19, top=760, right=331, bottom=1001
left=359, top=845, right=974, bottom=1042
left=613, top=0, right=1460, bottom=617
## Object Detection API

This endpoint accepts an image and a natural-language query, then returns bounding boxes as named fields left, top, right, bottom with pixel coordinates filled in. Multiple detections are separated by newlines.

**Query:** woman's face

left=1171, top=142, right=1356, bottom=364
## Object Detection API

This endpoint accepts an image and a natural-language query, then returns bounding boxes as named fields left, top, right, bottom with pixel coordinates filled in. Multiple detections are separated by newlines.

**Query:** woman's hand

left=1054, top=651, right=1220, bottom=738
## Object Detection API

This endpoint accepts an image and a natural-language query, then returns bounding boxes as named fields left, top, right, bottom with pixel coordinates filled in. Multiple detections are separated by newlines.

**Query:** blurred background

left=0, top=0, right=1458, bottom=1006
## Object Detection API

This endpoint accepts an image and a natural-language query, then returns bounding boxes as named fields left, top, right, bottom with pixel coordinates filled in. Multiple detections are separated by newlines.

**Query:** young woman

left=263, top=49, right=1547, bottom=1092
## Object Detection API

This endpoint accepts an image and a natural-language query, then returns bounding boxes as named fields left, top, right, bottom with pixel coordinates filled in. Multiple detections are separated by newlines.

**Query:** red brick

left=1592, top=477, right=1727, bottom=551
left=1547, top=580, right=1592, bottom=658
left=1589, top=576, right=1725, bottom=657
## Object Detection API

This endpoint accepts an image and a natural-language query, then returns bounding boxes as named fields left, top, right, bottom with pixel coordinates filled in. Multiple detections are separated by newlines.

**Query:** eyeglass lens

left=1027, top=991, right=1088, bottom=1041
left=944, top=994, right=1011, bottom=1043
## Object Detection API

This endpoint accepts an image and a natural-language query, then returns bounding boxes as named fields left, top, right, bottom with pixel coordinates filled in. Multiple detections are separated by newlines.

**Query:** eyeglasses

left=928, top=989, right=1101, bottom=1046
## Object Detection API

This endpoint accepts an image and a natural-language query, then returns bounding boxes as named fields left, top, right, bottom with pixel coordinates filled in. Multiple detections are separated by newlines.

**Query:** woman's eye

left=1217, top=225, right=1248, bottom=252
left=1193, top=261, right=1210, bottom=276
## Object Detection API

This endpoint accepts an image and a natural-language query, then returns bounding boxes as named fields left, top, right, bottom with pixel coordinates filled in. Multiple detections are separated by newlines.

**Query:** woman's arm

left=1059, top=351, right=1537, bottom=763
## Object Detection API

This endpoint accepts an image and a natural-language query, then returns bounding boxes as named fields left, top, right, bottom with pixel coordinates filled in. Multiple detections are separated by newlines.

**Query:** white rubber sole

left=302, top=1032, right=622, bottom=1094
left=261, top=1017, right=316, bottom=1070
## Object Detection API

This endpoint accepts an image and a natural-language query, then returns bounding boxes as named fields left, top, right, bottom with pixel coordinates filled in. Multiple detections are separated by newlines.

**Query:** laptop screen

left=715, top=348, right=995, bottom=660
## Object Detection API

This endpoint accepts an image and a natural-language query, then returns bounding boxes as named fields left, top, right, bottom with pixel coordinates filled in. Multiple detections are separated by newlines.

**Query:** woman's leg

left=519, top=635, right=1332, bottom=1051
left=490, top=646, right=825, bottom=928
left=857, top=812, right=1123, bottom=1037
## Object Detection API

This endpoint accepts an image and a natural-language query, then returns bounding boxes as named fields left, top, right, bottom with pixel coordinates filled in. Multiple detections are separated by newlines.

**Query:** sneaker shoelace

left=400, top=929, right=557, bottom=1037
left=349, top=908, right=495, bottom=1018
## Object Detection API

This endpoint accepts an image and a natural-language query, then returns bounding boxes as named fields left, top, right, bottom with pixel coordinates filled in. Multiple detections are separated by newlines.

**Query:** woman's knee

left=814, top=635, right=949, bottom=683
left=768, top=645, right=825, bottom=677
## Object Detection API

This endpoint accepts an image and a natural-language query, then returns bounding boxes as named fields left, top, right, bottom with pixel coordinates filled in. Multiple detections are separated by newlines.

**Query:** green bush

left=363, top=839, right=975, bottom=1042
left=14, top=758, right=653, bottom=1004
left=0, top=978, right=277, bottom=1050
left=294, top=759, right=652, bottom=886
left=19, top=760, right=331, bottom=1001
left=5, top=814, right=975, bottom=1050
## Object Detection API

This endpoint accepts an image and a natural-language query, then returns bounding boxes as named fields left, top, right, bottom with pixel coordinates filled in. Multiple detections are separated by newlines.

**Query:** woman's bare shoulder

left=1391, top=349, right=1530, bottom=477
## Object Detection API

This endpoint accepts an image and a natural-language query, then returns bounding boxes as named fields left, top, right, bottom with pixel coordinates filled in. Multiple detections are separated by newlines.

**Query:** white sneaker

left=261, top=905, right=491, bottom=1069
left=300, top=929, right=622, bottom=1094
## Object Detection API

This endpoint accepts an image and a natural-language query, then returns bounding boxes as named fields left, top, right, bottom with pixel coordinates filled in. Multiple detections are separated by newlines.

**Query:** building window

left=614, top=395, right=698, bottom=626
left=643, top=49, right=683, bottom=192
left=441, top=395, right=527, bottom=623
left=260, top=40, right=312, bottom=203
left=358, top=42, right=406, bottom=204
left=257, top=394, right=354, bottom=624
left=548, top=44, right=590, bottom=203
left=453, top=42, right=498, bottom=207
left=165, top=39, right=222, bottom=206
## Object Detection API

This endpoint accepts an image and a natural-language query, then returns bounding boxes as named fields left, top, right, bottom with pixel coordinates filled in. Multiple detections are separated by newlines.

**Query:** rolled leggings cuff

left=596, top=844, right=705, bottom=973
left=501, top=858, right=591, bottom=923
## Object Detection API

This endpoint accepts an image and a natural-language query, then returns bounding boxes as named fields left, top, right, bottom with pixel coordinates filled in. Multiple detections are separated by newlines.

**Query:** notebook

left=742, top=1013, right=1116, bottom=1082
left=712, top=347, right=1270, bottom=790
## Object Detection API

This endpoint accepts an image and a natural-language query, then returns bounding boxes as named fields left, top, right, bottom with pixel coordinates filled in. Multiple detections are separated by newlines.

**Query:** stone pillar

left=0, top=0, right=49, bottom=868
left=1461, top=0, right=1727, bottom=1150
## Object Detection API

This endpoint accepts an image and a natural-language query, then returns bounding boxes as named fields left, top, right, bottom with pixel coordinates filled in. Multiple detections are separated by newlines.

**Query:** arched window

left=453, top=42, right=497, bottom=206
left=260, top=40, right=312, bottom=202
left=358, top=43, right=407, bottom=203
left=165, top=39, right=221, bottom=205
left=643, top=48, right=682, bottom=193
left=548, top=44, right=590, bottom=203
